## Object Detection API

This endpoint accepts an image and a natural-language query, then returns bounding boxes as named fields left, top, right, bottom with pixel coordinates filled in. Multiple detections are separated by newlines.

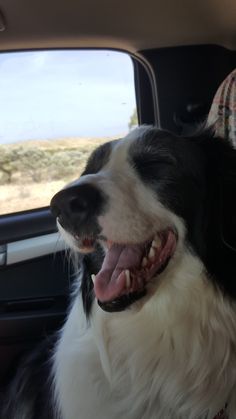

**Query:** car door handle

left=0, top=233, right=67, bottom=266
left=0, top=245, right=7, bottom=266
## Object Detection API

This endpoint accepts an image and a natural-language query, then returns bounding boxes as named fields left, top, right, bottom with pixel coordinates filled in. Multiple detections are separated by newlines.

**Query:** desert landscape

left=0, top=136, right=119, bottom=214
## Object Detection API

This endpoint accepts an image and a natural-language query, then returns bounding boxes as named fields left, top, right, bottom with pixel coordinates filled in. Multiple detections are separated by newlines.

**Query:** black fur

left=82, top=140, right=114, bottom=176
left=1, top=338, right=56, bottom=419
left=80, top=244, right=104, bottom=317
left=129, top=128, right=236, bottom=298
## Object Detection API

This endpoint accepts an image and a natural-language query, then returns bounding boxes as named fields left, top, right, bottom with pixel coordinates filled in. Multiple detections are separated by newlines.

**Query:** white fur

left=53, top=129, right=236, bottom=419
left=53, top=250, right=236, bottom=419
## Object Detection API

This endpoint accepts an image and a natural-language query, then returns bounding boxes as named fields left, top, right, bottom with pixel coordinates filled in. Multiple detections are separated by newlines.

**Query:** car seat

left=208, top=69, right=236, bottom=419
left=207, top=69, right=236, bottom=146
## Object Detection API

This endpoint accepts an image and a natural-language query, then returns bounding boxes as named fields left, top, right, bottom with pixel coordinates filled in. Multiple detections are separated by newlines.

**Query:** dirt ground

left=0, top=135, right=120, bottom=215
left=0, top=180, right=68, bottom=214
left=0, top=137, right=122, bottom=215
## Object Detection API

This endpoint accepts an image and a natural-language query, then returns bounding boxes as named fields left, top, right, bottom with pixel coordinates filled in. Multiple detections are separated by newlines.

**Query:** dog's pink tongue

left=94, top=243, right=144, bottom=302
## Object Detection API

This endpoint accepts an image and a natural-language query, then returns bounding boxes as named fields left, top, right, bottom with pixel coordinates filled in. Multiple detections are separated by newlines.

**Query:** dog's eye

left=131, top=153, right=175, bottom=182
left=132, top=153, right=175, bottom=169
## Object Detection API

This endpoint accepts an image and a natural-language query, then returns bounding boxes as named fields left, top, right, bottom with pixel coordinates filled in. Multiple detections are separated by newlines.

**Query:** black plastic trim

left=132, top=57, right=155, bottom=126
left=0, top=208, right=57, bottom=245
left=140, top=44, right=236, bottom=134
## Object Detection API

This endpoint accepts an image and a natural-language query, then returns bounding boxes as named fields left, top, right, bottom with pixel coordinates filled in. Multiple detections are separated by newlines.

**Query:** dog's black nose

left=50, top=183, right=105, bottom=231
left=51, top=186, right=89, bottom=218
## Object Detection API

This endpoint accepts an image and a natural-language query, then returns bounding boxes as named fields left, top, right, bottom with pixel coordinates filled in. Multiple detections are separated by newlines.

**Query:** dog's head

left=50, top=126, right=236, bottom=313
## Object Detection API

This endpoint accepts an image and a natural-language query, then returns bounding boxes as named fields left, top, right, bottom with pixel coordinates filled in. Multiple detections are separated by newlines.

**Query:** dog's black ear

left=204, top=136, right=236, bottom=298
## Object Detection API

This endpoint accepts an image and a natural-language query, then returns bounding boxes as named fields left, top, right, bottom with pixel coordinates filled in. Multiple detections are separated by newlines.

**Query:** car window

left=0, top=50, right=137, bottom=215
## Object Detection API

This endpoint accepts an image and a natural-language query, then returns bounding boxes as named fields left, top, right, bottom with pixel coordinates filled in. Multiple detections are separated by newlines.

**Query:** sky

left=0, top=50, right=136, bottom=144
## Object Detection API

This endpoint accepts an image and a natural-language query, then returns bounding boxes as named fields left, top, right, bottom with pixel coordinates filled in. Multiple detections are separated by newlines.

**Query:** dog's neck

left=90, top=252, right=236, bottom=418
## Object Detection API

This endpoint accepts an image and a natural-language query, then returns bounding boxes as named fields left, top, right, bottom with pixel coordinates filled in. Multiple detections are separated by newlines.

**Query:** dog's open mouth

left=79, top=228, right=177, bottom=312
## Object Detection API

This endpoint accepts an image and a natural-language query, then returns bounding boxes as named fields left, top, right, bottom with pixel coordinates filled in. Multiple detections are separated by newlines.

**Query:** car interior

left=0, top=0, right=236, bottom=409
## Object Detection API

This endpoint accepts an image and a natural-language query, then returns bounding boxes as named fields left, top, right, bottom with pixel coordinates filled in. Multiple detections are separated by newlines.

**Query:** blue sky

left=0, top=50, right=136, bottom=144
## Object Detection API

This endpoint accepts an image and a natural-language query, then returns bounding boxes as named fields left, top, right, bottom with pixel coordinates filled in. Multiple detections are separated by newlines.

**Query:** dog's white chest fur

left=53, top=253, right=236, bottom=419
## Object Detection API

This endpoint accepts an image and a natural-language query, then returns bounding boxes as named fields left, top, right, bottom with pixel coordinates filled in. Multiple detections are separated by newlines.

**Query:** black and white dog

left=3, top=126, right=236, bottom=419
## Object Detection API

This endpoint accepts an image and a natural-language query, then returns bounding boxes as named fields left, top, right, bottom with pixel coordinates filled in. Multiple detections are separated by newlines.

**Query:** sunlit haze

left=0, top=50, right=136, bottom=144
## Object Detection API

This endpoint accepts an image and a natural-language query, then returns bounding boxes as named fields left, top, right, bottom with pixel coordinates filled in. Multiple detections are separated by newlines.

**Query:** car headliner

left=0, top=0, right=235, bottom=53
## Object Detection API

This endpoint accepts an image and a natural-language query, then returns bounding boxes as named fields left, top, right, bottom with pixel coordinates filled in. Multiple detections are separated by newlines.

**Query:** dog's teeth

left=141, top=257, right=148, bottom=267
left=125, top=270, right=131, bottom=288
left=152, top=235, right=161, bottom=249
left=148, top=246, right=155, bottom=260
left=91, top=274, right=96, bottom=284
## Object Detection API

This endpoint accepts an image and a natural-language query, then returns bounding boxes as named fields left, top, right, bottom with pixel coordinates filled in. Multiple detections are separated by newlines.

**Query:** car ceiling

left=0, top=0, right=235, bottom=52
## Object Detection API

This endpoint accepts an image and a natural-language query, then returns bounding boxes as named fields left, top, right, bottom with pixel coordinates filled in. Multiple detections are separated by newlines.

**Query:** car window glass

left=0, top=50, right=137, bottom=215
